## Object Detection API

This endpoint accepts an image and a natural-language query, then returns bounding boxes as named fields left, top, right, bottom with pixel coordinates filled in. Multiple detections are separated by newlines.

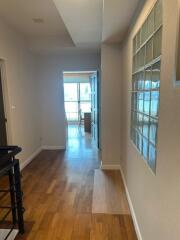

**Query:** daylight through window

left=131, top=0, right=162, bottom=173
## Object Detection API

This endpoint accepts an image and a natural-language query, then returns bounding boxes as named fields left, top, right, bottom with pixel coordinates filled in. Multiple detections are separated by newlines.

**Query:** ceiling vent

left=32, top=18, right=44, bottom=23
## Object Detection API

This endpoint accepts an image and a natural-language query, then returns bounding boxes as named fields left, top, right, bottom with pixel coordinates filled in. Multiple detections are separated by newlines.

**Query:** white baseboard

left=41, top=145, right=66, bottom=150
left=100, top=161, right=121, bottom=170
left=119, top=166, right=142, bottom=240
left=20, top=147, right=42, bottom=170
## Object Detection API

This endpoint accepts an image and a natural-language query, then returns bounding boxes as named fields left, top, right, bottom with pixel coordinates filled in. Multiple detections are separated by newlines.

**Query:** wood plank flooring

left=12, top=126, right=137, bottom=239
left=92, top=170, right=130, bottom=215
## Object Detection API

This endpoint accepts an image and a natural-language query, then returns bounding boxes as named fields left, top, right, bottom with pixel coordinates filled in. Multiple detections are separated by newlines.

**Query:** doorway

left=0, top=67, right=7, bottom=146
left=63, top=71, right=99, bottom=148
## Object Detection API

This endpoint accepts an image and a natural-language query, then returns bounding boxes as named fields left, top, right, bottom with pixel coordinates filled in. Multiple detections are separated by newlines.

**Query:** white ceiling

left=53, top=0, right=140, bottom=47
left=53, top=0, right=103, bottom=49
left=0, top=0, right=141, bottom=54
left=0, top=0, right=74, bottom=53
left=102, top=0, right=140, bottom=43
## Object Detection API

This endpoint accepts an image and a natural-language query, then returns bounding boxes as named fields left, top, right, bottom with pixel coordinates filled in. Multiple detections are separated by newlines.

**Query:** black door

left=0, top=69, right=7, bottom=146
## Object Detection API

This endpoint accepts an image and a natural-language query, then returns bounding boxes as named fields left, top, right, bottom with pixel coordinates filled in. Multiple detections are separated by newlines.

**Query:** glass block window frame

left=131, top=0, right=162, bottom=173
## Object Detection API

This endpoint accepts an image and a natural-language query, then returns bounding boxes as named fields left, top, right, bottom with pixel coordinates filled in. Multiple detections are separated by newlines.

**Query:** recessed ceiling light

left=32, top=18, right=44, bottom=23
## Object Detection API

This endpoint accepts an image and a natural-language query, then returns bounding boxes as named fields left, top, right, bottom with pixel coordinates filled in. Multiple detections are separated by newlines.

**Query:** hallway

left=15, top=125, right=137, bottom=240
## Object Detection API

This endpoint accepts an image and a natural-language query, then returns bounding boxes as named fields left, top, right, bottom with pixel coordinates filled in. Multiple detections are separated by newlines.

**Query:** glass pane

left=131, top=126, right=134, bottom=141
left=80, top=102, right=91, bottom=116
left=149, top=117, right=158, bottom=145
left=133, top=37, right=137, bottom=54
left=131, top=127, right=136, bottom=143
left=64, top=83, right=78, bottom=101
left=154, top=0, right=162, bottom=30
left=148, top=144, right=156, bottom=172
left=143, top=137, right=148, bottom=161
left=132, top=74, right=137, bottom=91
left=135, top=93, right=138, bottom=111
left=130, top=0, right=162, bottom=171
left=146, top=37, right=153, bottom=64
left=80, top=83, right=91, bottom=101
left=137, top=92, right=144, bottom=113
left=133, top=56, right=136, bottom=72
left=144, top=92, right=150, bottom=115
left=136, top=30, right=141, bottom=50
left=136, top=52, right=141, bottom=70
left=132, top=93, right=137, bottom=111
left=143, top=115, right=149, bottom=138
left=152, top=62, right=161, bottom=89
left=150, top=91, right=159, bottom=117
left=130, top=126, right=133, bottom=140
left=132, top=111, right=138, bottom=127
left=144, top=67, right=152, bottom=90
left=132, top=129, right=138, bottom=145
left=139, top=46, right=145, bottom=68
left=147, top=9, right=154, bottom=37
left=141, top=20, right=148, bottom=45
left=66, top=112, right=79, bottom=121
left=131, top=112, right=134, bottom=138
left=135, top=130, right=139, bottom=146
left=153, top=27, right=162, bottom=59
left=137, top=113, right=143, bottom=133
left=131, top=111, right=135, bottom=127
left=137, top=133, right=143, bottom=154
left=65, top=102, right=78, bottom=113
left=65, top=102, right=78, bottom=121
left=138, top=71, right=144, bottom=90
left=135, top=55, right=138, bottom=71
left=131, top=94, right=134, bottom=111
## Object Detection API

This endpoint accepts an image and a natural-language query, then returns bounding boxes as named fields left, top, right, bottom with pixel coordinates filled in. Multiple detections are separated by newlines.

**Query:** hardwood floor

left=14, top=125, right=137, bottom=240
left=92, top=170, right=130, bottom=215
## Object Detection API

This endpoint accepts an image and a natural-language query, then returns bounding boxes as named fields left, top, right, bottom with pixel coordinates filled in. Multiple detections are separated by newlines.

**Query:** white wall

left=0, top=16, right=101, bottom=163
left=37, top=53, right=100, bottom=148
left=121, top=0, right=180, bottom=239
left=0, top=19, right=41, bottom=166
left=101, top=43, right=122, bottom=167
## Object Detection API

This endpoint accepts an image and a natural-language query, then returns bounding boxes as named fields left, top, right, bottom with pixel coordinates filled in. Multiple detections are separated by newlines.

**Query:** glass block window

left=131, top=0, right=162, bottom=173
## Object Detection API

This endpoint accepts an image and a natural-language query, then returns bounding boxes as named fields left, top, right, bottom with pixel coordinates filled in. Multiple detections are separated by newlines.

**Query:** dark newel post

left=14, top=160, right=25, bottom=234
left=8, top=169, right=17, bottom=224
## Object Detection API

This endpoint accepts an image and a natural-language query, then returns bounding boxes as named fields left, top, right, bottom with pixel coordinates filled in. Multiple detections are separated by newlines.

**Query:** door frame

left=63, top=70, right=101, bottom=147
left=90, top=71, right=100, bottom=149
left=96, top=71, right=101, bottom=149
left=0, top=60, right=13, bottom=145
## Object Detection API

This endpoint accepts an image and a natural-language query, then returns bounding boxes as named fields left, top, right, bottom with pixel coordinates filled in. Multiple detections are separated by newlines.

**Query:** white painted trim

left=41, top=145, right=66, bottom=150
left=100, top=161, right=121, bottom=170
left=20, top=147, right=42, bottom=170
left=0, top=60, right=13, bottom=145
left=119, top=166, right=143, bottom=240
left=63, top=71, right=97, bottom=74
